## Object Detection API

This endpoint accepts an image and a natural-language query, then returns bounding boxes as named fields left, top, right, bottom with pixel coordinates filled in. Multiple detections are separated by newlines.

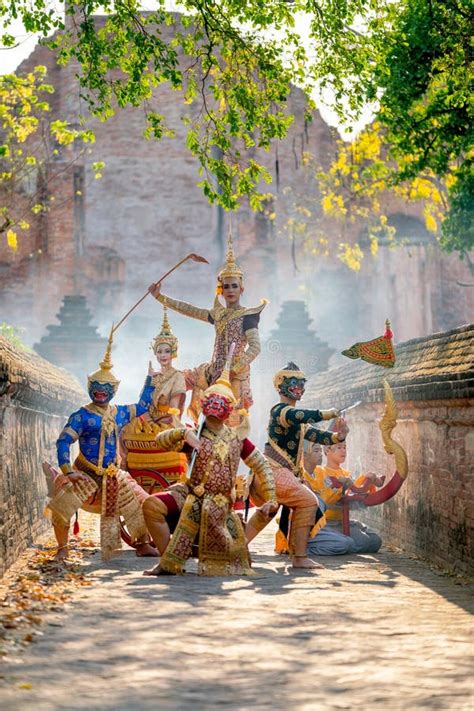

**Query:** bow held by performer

left=148, top=228, right=267, bottom=423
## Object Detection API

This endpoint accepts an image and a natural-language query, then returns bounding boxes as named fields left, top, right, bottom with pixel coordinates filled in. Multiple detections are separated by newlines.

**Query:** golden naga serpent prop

left=341, top=380, right=409, bottom=533
left=379, top=379, right=408, bottom=481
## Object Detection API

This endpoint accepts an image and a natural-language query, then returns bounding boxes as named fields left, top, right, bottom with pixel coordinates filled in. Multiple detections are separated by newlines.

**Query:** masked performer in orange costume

left=148, top=232, right=265, bottom=424
left=142, top=356, right=278, bottom=575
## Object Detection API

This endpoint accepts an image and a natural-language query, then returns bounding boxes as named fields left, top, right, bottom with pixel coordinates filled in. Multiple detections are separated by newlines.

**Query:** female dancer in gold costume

left=121, top=307, right=187, bottom=485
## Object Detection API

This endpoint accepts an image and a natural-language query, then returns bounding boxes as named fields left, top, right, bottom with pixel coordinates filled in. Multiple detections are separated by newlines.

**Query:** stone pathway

left=1, top=526, right=473, bottom=710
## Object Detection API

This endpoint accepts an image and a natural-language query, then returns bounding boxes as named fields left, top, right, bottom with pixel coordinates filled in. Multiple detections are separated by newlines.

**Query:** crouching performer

left=47, top=330, right=156, bottom=562
left=245, top=362, right=348, bottom=569
left=143, top=353, right=278, bottom=576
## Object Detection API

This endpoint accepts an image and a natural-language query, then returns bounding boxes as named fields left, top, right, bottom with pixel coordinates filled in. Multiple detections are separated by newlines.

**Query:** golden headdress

left=152, top=305, right=178, bottom=359
left=87, top=326, right=120, bottom=387
left=202, top=351, right=236, bottom=404
left=273, top=362, right=306, bottom=392
left=216, top=225, right=244, bottom=296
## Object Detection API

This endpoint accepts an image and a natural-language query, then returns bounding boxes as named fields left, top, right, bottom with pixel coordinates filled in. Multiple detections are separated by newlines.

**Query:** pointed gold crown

left=203, top=349, right=236, bottom=404
left=152, top=305, right=178, bottom=358
left=217, top=225, right=244, bottom=293
left=87, top=326, right=120, bottom=387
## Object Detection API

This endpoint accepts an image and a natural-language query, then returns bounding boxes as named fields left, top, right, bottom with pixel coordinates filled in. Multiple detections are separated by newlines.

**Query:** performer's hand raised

left=185, top=429, right=202, bottom=451
left=148, top=360, right=158, bottom=377
left=148, top=282, right=161, bottom=299
left=333, top=416, right=349, bottom=440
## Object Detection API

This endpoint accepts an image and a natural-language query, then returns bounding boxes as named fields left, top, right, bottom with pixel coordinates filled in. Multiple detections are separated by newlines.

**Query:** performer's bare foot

left=143, top=564, right=175, bottom=576
left=143, top=563, right=161, bottom=576
left=53, top=547, right=69, bottom=564
left=135, top=542, right=159, bottom=557
left=291, top=556, right=324, bottom=569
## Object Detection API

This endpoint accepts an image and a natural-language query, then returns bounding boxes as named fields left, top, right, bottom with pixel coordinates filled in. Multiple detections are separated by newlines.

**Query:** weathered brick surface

left=305, top=326, right=474, bottom=574
left=0, top=337, right=85, bottom=574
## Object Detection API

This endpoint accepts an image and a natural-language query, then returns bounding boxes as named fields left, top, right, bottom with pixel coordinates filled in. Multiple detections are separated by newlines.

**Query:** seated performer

left=148, top=230, right=265, bottom=423
left=121, top=307, right=188, bottom=484
left=245, top=362, right=348, bottom=569
left=305, top=438, right=383, bottom=555
left=47, top=330, right=156, bottom=562
left=142, top=354, right=278, bottom=575
left=303, top=440, right=323, bottom=477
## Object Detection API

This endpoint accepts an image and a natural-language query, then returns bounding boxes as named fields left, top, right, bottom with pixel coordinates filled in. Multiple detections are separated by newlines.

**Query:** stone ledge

left=0, top=336, right=85, bottom=415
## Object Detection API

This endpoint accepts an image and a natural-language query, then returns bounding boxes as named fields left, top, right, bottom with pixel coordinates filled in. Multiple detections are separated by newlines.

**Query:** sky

left=0, top=1, right=374, bottom=140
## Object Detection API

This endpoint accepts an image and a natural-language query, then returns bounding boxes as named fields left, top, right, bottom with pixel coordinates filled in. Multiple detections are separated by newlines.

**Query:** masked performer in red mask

left=142, top=354, right=278, bottom=576
left=47, top=331, right=155, bottom=562
left=148, top=232, right=265, bottom=425
left=245, top=362, right=348, bottom=569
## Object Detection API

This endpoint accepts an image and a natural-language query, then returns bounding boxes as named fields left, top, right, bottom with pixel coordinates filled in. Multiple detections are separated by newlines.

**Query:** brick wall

left=0, top=337, right=84, bottom=575
left=305, top=325, right=474, bottom=574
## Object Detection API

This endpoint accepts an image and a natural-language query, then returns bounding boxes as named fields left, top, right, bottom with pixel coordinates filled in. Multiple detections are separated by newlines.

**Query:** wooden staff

left=112, top=253, right=209, bottom=334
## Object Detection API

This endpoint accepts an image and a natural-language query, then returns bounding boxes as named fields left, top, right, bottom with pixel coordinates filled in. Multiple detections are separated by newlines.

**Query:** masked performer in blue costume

left=47, top=330, right=156, bottom=562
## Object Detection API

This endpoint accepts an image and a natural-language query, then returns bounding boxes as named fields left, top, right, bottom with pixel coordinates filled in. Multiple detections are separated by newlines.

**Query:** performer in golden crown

left=46, top=330, right=157, bottom=562
left=148, top=228, right=266, bottom=425
left=121, top=307, right=188, bottom=484
left=142, top=346, right=278, bottom=576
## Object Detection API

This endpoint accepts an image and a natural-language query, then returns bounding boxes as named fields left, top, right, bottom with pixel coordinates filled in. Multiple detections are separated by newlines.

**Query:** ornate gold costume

left=121, top=309, right=187, bottom=480
left=148, top=362, right=276, bottom=575
left=51, top=332, right=152, bottom=559
left=152, top=234, right=266, bottom=417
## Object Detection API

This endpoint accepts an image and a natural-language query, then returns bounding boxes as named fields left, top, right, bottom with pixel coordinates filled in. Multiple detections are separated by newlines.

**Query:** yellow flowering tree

left=0, top=66, right=102, bottom=251
left=275, top=148, right=384, bottom=273
left=276, top=124, right=454, bottom=273
left=317, top=121, right=471, bottom=271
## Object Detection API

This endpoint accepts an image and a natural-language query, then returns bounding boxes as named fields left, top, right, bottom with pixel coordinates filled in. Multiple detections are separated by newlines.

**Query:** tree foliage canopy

left=0, top=0, right=471, bottom=254
left=0, top=66, right=101, bottom=250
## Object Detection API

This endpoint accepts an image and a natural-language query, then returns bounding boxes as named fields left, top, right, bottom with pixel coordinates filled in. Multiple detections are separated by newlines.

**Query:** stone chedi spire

left=34, top=295, right=107, bottom=381
left=265, top=300, right=334, bottom=376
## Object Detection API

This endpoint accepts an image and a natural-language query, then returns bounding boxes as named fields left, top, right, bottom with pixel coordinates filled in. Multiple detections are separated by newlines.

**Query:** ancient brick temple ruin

left=263, top=300, right=334, bottom=376
left=0, top=10, right=472, bottom=381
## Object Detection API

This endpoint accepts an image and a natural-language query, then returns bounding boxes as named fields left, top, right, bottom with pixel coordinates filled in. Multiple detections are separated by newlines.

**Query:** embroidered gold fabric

left=156, top=292, right=210, bottom=323
left=243, top=448, right=277, bottom=504
left=158, top=424, right=252, bottom=576
left=155, top=427, right=188, bottom=451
